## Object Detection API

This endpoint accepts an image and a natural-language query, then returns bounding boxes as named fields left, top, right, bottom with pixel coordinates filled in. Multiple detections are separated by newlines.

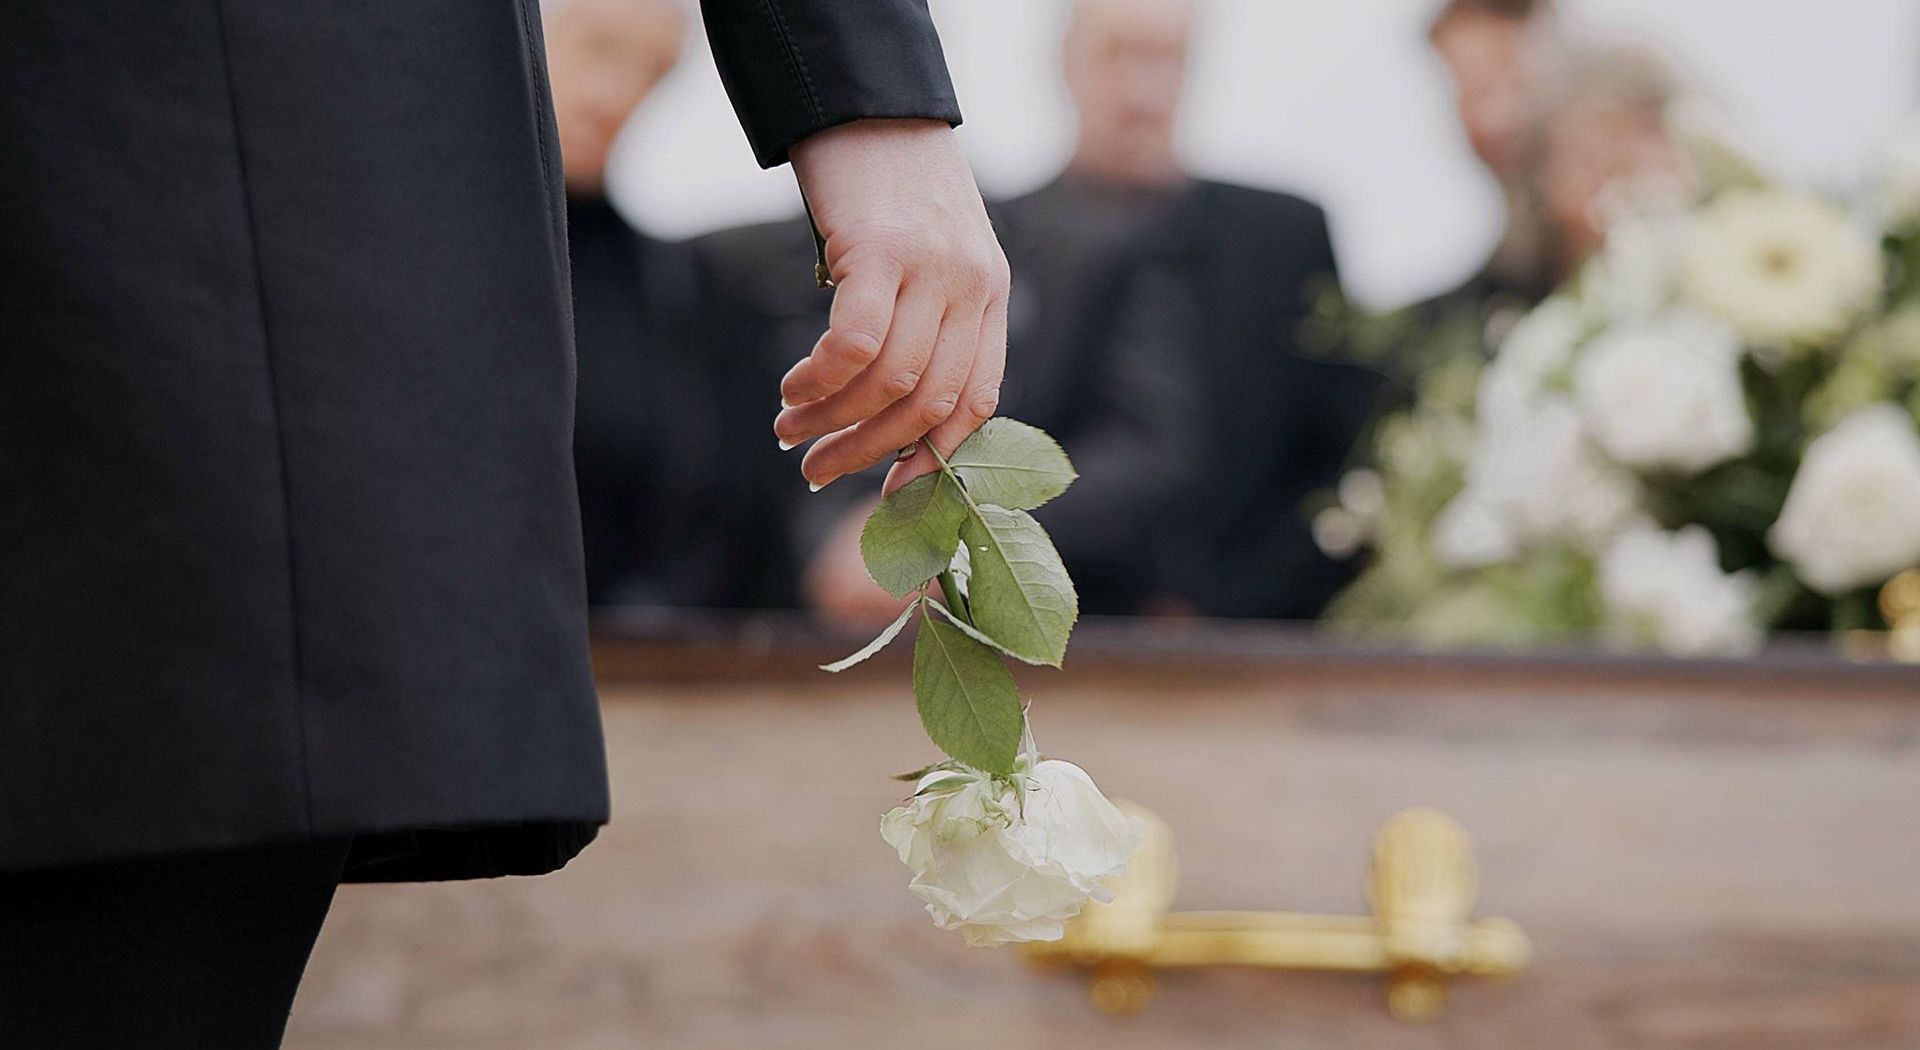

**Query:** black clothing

left=0, top=834, right=354, bottom=1048
left=702, top=0, right=961, bottom=168
left=1143, top=178, right=1389, bottom=620
left=569, top=197, right=737, bottom=608
left=987, top=177, right=1209, bottom=613
left=699, top=173, right=1377, bottom=620
left=688, top=200, right=1205, bottom=616
left=675, top=219, right=843, bottom=610
left=977, top=174, right=1383, bottom=619
left=1, top=0, right=960, bottom=879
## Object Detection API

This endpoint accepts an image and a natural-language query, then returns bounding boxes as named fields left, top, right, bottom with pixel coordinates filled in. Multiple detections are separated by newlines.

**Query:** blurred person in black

left=782, top=0, right=1384, bottom=624
left=1535, top=42, right=1686, bottom=280
left=552, top=0, right=737, bottom=607
left=1026, top=0, right=1383, bottom=620
left=1422, top=0, right=1562, bottom=321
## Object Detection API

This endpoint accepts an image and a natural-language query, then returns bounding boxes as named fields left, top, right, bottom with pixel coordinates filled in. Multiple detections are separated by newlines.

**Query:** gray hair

left=1536, top=36, right=1685, bottom=122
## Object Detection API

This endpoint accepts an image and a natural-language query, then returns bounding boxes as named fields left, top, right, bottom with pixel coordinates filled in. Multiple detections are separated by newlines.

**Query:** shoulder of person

left=1193, top=179, right=1330, bottom=236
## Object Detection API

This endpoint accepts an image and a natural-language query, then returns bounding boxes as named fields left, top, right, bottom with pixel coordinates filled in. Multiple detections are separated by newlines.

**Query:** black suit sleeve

left=700, top=0, right=964, bottom=168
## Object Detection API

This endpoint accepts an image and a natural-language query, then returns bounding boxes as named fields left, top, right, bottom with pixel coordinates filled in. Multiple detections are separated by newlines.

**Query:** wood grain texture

left=287, top=636, right=1920, bottom=1049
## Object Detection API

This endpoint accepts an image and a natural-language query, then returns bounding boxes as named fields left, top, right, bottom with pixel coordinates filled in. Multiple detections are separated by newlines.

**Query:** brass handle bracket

left=1024, top=806, right=1531, bottom=1021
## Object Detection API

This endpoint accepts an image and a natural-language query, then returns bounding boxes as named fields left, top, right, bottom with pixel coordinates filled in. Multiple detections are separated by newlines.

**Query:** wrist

left=790, top=118, right=962, bottom=198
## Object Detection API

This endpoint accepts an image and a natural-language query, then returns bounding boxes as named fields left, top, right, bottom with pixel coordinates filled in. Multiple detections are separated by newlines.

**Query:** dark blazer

left=0, top=0, right=959, bottom=881
left=568, top=197, right=744, bottom=609
left=982, top=179, right=1211, bottom=614
left=933, top=176, right=1384, bottom=620
left=687, top=198, right=1207, bottom=616
left=1150, top=181, right=1389, bottom=620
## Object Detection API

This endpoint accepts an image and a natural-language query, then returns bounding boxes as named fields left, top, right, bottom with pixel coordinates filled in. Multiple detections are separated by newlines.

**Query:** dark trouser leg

left=0, top=834, right=355, bottom=1049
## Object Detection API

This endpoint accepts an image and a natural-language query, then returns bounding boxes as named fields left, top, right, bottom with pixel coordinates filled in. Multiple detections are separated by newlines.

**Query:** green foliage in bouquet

left=820, top=419, right=1079, bottom=773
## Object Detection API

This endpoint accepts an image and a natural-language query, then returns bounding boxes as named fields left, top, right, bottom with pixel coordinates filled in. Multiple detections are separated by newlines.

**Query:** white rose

left=1769, top=403, right=1920, bottom=594
left=1430, top=491, right=1517, bottom=569
left=881, top=756, right=1142, bottom=947
left=1593, top=211, right=1685, bottom=323
left=1573, top=309, right=1754, bottom=474
left=1599, top=525, right=1762, bottom=656
left=1878, top=122, right=1920, bottom=230
left=1478, top=297, right=1586, bottom=434
left=1681, top=188, right=1882, bottom=349
left=1464, top=398, right=1642, bottom=552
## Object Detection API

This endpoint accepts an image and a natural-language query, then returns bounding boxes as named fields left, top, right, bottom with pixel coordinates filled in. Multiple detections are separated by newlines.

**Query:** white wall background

left=609, top=0, right=1919, bottom=309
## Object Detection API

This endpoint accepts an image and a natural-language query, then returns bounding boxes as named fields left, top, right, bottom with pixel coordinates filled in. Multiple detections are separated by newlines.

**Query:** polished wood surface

left=288, top=625, right=1920, bottom=1049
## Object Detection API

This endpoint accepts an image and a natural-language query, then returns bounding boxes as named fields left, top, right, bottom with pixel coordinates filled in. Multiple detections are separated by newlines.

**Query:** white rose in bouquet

left=1599, top=525, right=1761, bottom=656
left=1478, top=297, right=1585, bottom=434
left=1878, top=123, right=1920, bottom=230
left=1430, top=491, right=1518, bottom=570
left=1439, top=399, right=1640, bottom=567
left=1769, top=404, right=1920, bottom=594
left=881, top=754, right=1142, bottom=947
left=1593, top=212, right=1683, bottom=323
left=1573, top=309, right=1754, bottom=474
left=1681, top=188, right=1882, bottom=349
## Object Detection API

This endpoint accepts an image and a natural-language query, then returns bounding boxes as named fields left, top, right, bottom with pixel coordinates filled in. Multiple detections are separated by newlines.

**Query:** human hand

left=775, top=119, right=1010, bottom=496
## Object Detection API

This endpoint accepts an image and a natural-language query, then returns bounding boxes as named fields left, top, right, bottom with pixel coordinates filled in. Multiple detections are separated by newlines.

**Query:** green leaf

left=912, top=614, right=1023, bottom=773
left=914, top=774, right=977, bottom=797
left=860, top=472, right=969, bottom=598
left=960, top=505, right=1078, bottom=667
left=948, top=418, right=1078, bottom=510
left=819, top=599, right=921, bottom=672
left=925, top=592, right=1050, bottom=666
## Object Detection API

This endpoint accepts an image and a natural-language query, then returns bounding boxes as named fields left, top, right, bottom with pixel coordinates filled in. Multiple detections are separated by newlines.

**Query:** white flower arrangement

left=1322, top=109, right=1920, bottom=655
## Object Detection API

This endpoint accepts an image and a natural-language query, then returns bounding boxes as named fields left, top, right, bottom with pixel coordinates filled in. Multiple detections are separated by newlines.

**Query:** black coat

left=0, top=0, right=959, bottom=880
left=687, top=192, right=1210, bottom=616
left=1147, top=180, right=1389, bottom=620
left=568, top=198, right=747, bottom=609
left=693, top=176, right=1378, bottom=619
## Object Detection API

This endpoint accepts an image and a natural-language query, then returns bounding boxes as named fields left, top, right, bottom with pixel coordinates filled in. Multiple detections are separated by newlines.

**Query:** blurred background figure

left=796, top=0, right=1386, bottom=625
left=1534, top=40, right=1687, bottom=276
left=551, top=0, right=747, bottom=608
left=557, top=0, right=1912, bottom=631
left=1404, top=6, right=1685, bottom=346
left=1419, top=0, right=1561, bottom=322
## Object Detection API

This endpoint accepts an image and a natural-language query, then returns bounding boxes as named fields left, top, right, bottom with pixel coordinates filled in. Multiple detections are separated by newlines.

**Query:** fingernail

left=896, top=444, right=916, bottom=462
left=779, top=438, right=798, bottom=451
left=808, top=480, right=826, bottom=493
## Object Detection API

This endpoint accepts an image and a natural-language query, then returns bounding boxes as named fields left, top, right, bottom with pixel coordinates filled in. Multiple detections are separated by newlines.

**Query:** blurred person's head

left=1537, top=41, right=1685, bottom=273
left=1428, top=0, right=1553, bottom=185
left=543, top=0, right=687, bottom=196
left=1063, top=0, right=1199, bottom=186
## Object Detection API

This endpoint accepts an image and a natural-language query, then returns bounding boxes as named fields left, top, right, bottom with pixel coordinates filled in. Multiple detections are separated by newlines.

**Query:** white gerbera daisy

left=1680, top=188, right=1882, bottom=350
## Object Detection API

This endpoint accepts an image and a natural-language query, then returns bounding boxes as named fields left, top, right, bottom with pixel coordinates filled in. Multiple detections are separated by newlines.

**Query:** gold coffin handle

left=1027, top=804, right=1531, bottom=1021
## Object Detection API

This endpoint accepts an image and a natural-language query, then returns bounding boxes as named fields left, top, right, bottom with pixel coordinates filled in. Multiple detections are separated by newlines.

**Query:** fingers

left=803, top=298, right=985, bottom=490
left=926, top=289, right=1008, bottom=456
left=882, top=444, right=939, bottom=497
left=775, top=286, right=943, bottom=449
left=778, top=259, right=901, bottom=410
left=882, top=291, right=1008, bottom=495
